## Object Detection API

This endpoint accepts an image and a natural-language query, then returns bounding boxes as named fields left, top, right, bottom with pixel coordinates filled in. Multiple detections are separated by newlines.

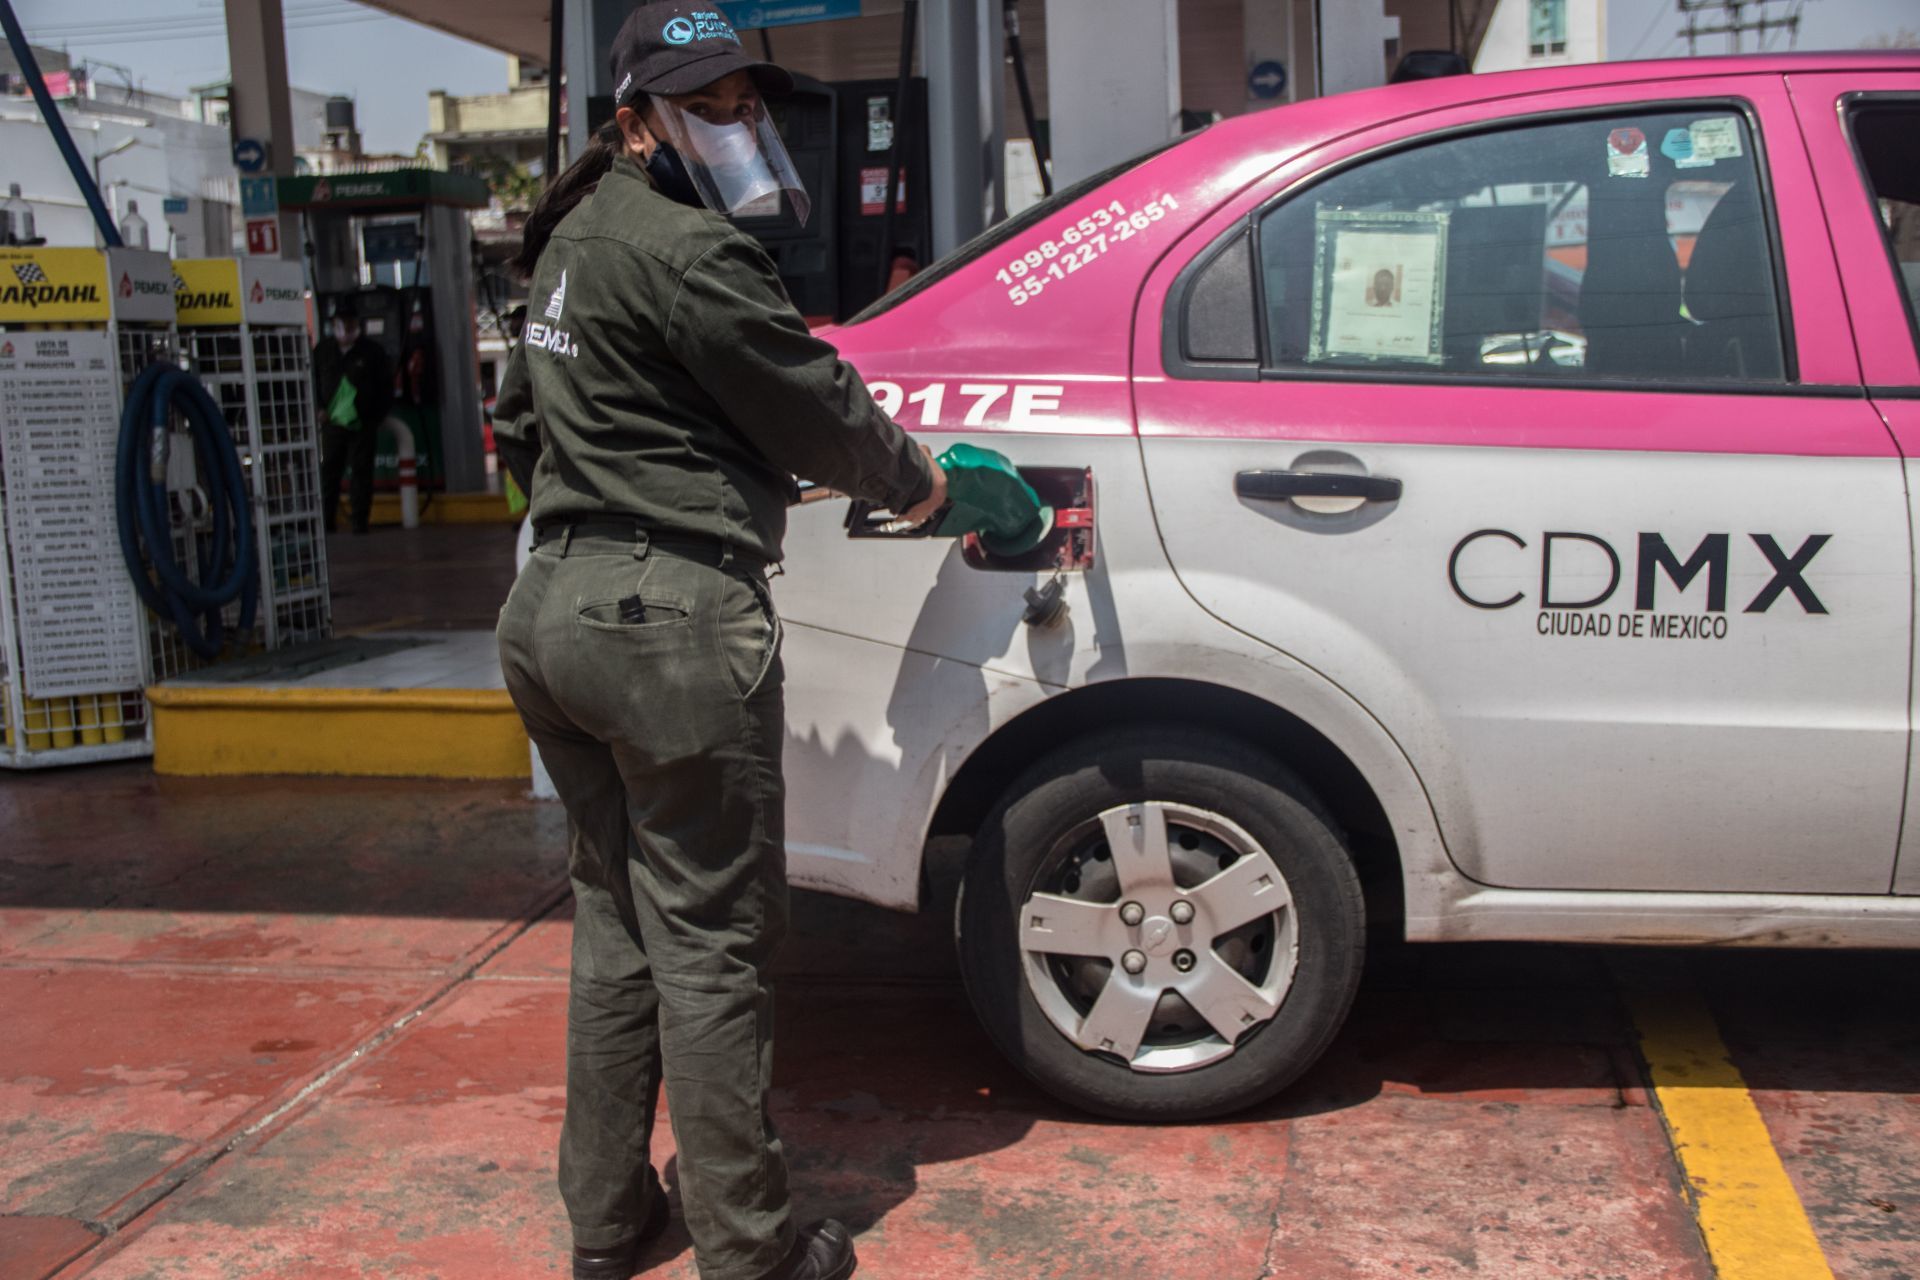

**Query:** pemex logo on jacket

left=525, top=269, right=578, bottom=359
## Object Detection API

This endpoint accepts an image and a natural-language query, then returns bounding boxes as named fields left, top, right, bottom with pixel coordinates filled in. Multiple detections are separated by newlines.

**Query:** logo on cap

left=616, top=72, right=634, bottom=101
left=663, top=16, right=696, bottom=43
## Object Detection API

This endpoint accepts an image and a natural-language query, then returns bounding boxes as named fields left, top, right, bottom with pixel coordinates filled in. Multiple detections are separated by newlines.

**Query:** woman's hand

left=899, top=446, right=948, bottom=527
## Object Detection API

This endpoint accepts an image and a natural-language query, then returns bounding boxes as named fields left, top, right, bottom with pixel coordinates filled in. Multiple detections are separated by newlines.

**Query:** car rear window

left=847, top=132, right=1198, bottom=325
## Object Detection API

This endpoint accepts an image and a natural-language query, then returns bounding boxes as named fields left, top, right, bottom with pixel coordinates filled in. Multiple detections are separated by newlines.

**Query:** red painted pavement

left=20, top=764, right=1912, bottom=1280
left=324, top=524, right=518, bottom=634
left=1700, top=950, right=1920, bottom=1280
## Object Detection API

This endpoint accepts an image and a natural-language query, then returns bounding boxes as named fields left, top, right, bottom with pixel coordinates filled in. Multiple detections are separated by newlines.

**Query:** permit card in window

left=1308, top=208, right=1450, bottom=366
left=1689, top=117, right=1743, bottom=163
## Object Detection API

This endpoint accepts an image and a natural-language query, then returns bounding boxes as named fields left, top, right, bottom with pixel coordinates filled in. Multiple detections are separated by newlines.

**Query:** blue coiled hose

left=115, top=363, right=258, bottom=660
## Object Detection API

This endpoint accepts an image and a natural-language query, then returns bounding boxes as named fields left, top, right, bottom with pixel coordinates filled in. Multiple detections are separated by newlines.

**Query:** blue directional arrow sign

left=232, top=137, right=267, bottom=173
left=1248, top=60, right=1288, bottom=100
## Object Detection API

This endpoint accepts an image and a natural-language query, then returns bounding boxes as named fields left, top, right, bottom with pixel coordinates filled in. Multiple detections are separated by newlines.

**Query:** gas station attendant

left=491, top=4, right=948, bottom=1278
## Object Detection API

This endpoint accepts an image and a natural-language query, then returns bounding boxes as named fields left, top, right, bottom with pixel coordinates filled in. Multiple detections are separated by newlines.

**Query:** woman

left=493, top=5, right=946, bottom=1278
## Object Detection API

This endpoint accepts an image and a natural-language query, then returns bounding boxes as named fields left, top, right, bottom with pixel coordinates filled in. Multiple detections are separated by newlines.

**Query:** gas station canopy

left=276, top=169, right=491, bottom=211
left=350, top=0, right=897, bottom=65
left=354, top=0, right=550, bottom=64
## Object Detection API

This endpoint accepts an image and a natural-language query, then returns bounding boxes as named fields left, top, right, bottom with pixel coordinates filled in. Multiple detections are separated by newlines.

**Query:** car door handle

left=1235, top=470, right=1403, bottom=503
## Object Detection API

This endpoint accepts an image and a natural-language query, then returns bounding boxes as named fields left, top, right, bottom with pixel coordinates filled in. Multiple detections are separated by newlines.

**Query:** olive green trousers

left=497, top=530, right=794, bottom=1280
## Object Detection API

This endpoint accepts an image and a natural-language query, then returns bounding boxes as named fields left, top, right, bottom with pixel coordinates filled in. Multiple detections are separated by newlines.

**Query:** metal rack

left=176, top=257, right=329, bottom=654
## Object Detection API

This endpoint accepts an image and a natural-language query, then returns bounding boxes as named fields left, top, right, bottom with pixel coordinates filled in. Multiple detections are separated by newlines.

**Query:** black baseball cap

left=609, top=3, right=794, bottom=110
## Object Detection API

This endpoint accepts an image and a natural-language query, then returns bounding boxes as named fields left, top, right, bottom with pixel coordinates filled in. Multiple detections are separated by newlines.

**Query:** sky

left=13, top=0, right=1918, bottom=158
left=1602, top=0, right=1914, bottom=60
left=15, top=0, right=512, bottom=155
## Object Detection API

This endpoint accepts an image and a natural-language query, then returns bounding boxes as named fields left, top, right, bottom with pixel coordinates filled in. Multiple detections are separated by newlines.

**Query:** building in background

left=1, top=45, right=236, bottom=254
left=423, top=56, right=552, bottom=407
left=189, top=81, right=406, bottom=176
left=1475, top=0, right=1608, bottom=71
left=424, top=57, right=550, bottom=188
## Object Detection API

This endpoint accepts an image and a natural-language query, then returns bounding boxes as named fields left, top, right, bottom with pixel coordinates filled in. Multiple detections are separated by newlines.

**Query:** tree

left=1859, top=27, right=1920, bottom=48
left=467, top=152, right=542, bottom=211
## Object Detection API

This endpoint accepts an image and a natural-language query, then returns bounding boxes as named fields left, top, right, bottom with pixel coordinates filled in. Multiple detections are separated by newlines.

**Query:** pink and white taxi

left=773, top=52, right=1920, bottom=1119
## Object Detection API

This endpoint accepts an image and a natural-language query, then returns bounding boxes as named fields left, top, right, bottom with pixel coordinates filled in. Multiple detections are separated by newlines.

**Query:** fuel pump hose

left=115, top=362, right=259, bottom=660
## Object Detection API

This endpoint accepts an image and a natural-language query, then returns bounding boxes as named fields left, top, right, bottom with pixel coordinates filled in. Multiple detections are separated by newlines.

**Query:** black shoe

left=760, top=1220, right=857, bottom=1280
left=571, top=1174, right=672, bottom=1280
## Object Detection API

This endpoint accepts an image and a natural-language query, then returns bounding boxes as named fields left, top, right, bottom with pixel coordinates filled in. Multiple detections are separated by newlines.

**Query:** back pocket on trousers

left=575, top=594, right=692, bottom=631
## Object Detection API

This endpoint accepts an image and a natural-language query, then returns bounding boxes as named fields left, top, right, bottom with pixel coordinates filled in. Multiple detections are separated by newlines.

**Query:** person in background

left=316, top=294, right=394, bottom=535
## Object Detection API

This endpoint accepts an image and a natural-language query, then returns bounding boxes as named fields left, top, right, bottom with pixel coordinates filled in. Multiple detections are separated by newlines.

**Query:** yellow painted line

left=336, top=614, right=427, bottom=637
left=1624, top=984, right=1834, bottom=1280
left=367, top=491, right=517, bottom=525
left=146, top=685, right=529, bottom=779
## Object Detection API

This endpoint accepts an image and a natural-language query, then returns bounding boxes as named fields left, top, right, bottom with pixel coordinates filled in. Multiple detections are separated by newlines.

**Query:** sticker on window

left=1607, top=127, right=1649, bottom=178
left=1661, top=126, right=1714, bottom=169
left=1689, top=117, right=1743, bottom=162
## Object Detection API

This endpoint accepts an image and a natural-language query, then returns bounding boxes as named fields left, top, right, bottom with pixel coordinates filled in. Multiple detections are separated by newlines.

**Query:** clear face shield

left=650, top=97, right=812, bottom=227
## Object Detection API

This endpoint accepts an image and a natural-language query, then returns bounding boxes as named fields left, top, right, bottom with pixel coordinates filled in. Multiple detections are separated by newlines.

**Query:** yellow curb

left=1625, top=985, right=1835, bottom=1280
left=147, top=685, right=529, bottom=779
left=367, top=492, right=517, bottom=526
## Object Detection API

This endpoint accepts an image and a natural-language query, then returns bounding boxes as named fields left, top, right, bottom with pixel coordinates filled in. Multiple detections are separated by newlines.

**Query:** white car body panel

left=1136, top=438, right=1910, bottom=896
left=773, top=432, right=1456, bottom=912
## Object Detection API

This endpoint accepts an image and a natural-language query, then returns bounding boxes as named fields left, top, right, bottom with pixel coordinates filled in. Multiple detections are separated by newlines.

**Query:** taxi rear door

left=1789, top=67, right=1920, bottom=894
left=1133, top=75, right=1909, bottom=896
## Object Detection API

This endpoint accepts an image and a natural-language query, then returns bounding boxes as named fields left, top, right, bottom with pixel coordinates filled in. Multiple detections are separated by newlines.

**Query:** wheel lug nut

left=1172, top=949, right=1196, bottom=973
left=1119, top=902, right=1145, bottom=926
left=1121, top=949, right=1148, bottom=975
left=1170, top=900, right=1194, bottom=925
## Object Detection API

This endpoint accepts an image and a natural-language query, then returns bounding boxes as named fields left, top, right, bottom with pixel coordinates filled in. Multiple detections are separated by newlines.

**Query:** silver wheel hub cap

left=1018, top=801, right=1300, bottom=1074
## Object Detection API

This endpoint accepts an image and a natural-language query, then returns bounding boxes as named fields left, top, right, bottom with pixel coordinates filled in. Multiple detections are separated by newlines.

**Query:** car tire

left=956, top=726, right=1365, bottom=1121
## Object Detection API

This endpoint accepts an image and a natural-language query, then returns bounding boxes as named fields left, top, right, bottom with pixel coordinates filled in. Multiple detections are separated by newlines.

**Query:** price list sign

left=0, top=331, right=145, bottom=698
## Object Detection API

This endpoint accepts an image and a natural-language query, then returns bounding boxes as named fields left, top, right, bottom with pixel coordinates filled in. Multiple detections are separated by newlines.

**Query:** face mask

left=645, top=143, right=706, bottom=210
left=680, top=114, right=759, bottom=172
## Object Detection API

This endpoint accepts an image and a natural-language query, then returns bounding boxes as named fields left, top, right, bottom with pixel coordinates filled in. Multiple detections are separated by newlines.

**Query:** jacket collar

left=611, top=151, right=656, bottom=189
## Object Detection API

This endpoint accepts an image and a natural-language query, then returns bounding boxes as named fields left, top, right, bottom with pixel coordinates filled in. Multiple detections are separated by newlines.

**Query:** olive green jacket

left=493, top=153, right=931, bottom=563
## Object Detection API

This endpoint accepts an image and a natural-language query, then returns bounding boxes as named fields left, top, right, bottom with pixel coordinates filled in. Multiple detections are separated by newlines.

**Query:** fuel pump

left=282, top=169, right=490, bottom=497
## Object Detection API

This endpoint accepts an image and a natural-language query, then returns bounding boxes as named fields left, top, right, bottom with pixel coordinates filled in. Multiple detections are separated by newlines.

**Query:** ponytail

left=514, top=120, right=625, bottom=278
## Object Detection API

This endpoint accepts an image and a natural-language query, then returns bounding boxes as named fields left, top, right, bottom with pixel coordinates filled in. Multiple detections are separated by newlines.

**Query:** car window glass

left=847, top=131, right=1198, bottom=325
left=1183, top=229, right=1258, bottom=361
left=1256, top=109, right=1785, bottom=382
left=1847, top=102, right=1920, bottom=363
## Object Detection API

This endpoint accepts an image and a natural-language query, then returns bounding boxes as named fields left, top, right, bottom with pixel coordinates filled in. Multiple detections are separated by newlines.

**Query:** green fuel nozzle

left=842, top=442, right=1051, bottom=555
left=927, top=442, right=1053, bottom=556
left=841, top=446, right=1096, bottom=575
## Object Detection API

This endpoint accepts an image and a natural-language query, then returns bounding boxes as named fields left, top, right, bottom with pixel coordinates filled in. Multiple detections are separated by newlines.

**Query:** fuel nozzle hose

left=115, top=362, right=258, bottom=660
